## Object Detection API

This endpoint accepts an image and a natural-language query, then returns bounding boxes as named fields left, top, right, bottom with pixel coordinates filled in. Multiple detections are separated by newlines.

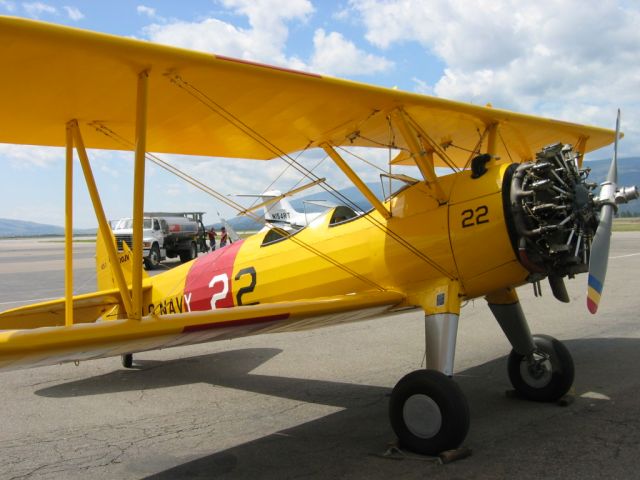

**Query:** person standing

left=219, top=226, right=230, bottom=247
left=208, top=227, right=217, bottom=250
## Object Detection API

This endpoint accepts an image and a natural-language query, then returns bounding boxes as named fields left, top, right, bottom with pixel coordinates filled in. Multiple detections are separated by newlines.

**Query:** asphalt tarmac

left=0, top=234, right=639, bottom=479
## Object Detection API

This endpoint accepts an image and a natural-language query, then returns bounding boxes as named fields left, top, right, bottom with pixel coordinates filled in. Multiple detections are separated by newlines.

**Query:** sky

left=1, top=0, right=639, bottom=228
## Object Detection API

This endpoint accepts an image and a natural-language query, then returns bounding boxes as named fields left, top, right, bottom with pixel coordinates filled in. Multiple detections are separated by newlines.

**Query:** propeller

left=586, top=110, right=620, bottom=314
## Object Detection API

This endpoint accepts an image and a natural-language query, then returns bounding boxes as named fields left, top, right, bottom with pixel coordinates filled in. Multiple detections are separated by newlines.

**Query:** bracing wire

left=90, top=122, right=388, bottom=291
left=461, top=126, right=490, bottom=170
left=245, top=142, right=313, bottom=211
left=498, top=130, right=514, bottom=163
left=163, top=74, right=455, bottom=280
left=91, top=123, right=263, bottom=223
left=403, top=112, right=460, bottom=173
left=335, top=146, right=389, bottom=174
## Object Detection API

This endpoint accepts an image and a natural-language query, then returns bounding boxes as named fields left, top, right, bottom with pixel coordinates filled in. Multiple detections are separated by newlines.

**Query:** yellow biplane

left=0, top=16, right=638, bottom=455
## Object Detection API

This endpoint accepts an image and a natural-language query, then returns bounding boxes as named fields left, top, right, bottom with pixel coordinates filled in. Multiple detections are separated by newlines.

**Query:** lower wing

left=0, top=290, right=405, bottom=371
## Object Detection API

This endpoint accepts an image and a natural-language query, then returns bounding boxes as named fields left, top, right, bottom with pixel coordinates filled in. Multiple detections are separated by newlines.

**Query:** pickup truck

left=112, top=215, right=199, bottom=269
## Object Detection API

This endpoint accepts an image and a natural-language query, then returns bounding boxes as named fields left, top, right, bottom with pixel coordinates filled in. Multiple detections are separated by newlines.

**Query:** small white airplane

left=237, top=189, right=328, bottom=228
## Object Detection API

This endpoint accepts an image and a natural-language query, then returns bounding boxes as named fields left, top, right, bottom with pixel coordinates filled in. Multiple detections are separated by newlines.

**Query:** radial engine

left=506, top=144, right=600, bottom=301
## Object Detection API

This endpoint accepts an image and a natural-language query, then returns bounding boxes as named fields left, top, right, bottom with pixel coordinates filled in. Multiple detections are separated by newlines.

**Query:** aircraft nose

left=506, top=143, right=600, bottom=284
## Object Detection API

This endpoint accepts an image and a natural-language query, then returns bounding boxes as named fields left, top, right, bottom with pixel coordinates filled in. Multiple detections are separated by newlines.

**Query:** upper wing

left=0, top=16, right=615, bottom=168
left=0, top=290, right=404, bottom=371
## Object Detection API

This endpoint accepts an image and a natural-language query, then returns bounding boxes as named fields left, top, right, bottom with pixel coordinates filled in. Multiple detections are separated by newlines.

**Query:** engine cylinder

left=505, top=143, right=599, bottom=279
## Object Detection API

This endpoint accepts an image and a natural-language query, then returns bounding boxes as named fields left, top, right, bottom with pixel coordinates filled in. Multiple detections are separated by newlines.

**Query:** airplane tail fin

left=96, top=230, right=148, bottom=291
left=236, top=190, right=302, bottom=225
left=263, top=193, right=299, bottom=224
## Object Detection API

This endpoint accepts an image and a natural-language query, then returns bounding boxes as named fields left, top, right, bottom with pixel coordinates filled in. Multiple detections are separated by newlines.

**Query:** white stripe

left=610, top=253, right=640, bottom=259
left=0, top=296, right=59, bottom=306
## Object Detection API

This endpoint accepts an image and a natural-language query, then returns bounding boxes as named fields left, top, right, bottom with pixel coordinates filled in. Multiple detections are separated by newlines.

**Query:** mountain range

left=0, top=219, right=66, bottom=237
left=2, top=156, right=638, bottom=237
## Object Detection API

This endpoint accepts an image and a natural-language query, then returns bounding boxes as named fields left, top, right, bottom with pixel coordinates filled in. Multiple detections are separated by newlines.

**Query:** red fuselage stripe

left=184, top=240, right=244, bottom=311
left=182, top=313, right=290, bottom=333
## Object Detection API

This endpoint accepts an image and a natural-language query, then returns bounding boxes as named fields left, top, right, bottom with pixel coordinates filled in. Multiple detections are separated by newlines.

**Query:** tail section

left=261, top=191, right=299, bottom=224
left=236, top=189, right=326, bottom=227
left=96, top=230, right=147, bottom=292
left=260, top=190, right=326, bottom=227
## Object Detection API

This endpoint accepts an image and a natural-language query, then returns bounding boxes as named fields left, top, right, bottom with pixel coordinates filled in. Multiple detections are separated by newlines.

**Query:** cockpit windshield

left=261, top=204, right=365, bottom=247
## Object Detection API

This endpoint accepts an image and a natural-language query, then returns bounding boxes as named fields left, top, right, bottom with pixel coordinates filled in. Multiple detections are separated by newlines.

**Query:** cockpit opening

left=329, top=206, right=359, bottom=226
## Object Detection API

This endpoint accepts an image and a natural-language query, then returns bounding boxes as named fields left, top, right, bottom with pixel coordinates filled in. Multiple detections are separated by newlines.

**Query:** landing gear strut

left=488, top=292, right=574, bottom=402
left=389, top=312, right=468, bottom=455
left=121, top=353, right=133, bottom=368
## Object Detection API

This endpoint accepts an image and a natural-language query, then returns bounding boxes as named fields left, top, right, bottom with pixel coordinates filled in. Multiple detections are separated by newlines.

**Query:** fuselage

left=141, top=161, right=529, bottom=317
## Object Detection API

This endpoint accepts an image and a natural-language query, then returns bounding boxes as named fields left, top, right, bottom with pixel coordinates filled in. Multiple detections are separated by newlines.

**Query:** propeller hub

left=615, top=185, right=640, bottom=204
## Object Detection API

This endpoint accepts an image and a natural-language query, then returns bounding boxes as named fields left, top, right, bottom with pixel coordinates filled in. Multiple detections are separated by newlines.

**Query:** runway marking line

left=610, top=253, right=640, bottom=259
left=0, top=296, right=58, bottom=306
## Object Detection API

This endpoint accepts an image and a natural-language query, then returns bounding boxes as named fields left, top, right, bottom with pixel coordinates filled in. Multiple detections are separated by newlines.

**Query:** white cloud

left=309, top=29, right=393, bottom=76
left=23, top=2, right=56, bottom=17
left=63, top=5, right=83, bottom=21
left=221, top=0, right=314, bottom=24
left=165, top=183, right=184, bottom=197
left=332, top=7, right=350, bottom=21
left=411, top=77, right=433, bottom=95
left=143, top=0, right=313, bottom=66
left=0, top=144, right=62, bottom=169
left=142, top=0, right=392, bottom=77
left=350, top=0, right=640, bottom=156
left=137, top=5, right=155, bottom=17
left=0, top=1, right=16, bottom=12
left=136, top=4, right=163, bottom=21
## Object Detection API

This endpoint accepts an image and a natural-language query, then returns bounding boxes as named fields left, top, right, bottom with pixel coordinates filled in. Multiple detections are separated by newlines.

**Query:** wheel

left=121, top=353, right=133, bottom=368
left=144, top=243, right=161, bottom=270
left=507, top=334, right=574, bottom=402
left=179, top=242, right=197, bottom=263
left=389, top=369, right=470, bottom=456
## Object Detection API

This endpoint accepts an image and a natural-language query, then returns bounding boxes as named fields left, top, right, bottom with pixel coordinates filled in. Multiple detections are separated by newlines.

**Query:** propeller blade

left=587, top=109, right=620, bottom=314
left=587, top=204, right=613, bottom=313
left=608, top=109, right=620, bottom=186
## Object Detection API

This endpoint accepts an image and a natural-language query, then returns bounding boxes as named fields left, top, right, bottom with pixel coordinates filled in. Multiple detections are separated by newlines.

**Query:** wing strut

left=486, top=122, right=498, bottom=157
left=321, top=143, right=391, bottom=219
left=69, top=120, right=134, bottom=319
left=392, top=110, right=446, bottom=203
left=64, top=123, right=73, bottom=326
left=131, top=70, right=149, bottom=321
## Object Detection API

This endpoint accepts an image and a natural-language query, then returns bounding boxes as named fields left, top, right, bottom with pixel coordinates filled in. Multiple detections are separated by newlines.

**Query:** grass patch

left=613, top=218, right=640, bottom=232
left=41, top=239, right=96, bottom=243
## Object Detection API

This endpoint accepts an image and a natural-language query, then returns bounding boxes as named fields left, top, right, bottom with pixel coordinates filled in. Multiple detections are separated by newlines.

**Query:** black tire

left=144, top=243, right=161, bottom=270
left=179, top=242, right=197, bottom=263
left=389, top=369, right=470, bottom=456
left=507, top=334, right=574, bottom=402
left=121, top=353, right=133, bottom=368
